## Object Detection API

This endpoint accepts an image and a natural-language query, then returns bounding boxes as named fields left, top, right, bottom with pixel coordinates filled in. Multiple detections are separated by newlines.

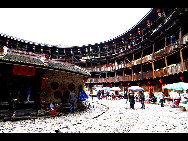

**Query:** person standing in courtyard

left=69, top=89, right=76, bottom=114
left=124, top=90, right=128, bottom=104
left=129, top=91, right=135, bottom=109
left=140, top=91, right=145, bottom=109
left=97, top=90, right=101, bottom=100
left=159, top=93, right=164, bottom=107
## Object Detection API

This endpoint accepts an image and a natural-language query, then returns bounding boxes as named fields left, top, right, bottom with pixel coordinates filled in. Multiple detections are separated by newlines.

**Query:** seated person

left=150, top=96, right=157, bottom=103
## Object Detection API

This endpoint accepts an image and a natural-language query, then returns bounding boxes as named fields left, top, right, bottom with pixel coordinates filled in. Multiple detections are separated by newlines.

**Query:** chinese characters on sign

left=13, top=65, right=36, bottom=76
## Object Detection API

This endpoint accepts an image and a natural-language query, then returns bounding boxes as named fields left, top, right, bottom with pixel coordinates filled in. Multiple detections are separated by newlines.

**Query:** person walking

left=140, top=91, right=145, bottom=109
left=69, top=90, right=76, bottom=114
left=129, top=91, right=135, bottom=109
left=124, top=90, right=128, bottom=104
left=159, top=93, right=164, bottom=107
left=97, top=90, right=101, bottom=100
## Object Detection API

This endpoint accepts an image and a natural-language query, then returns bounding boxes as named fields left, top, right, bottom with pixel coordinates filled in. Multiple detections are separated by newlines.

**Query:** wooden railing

left=86, top=60, right=188, bottom=83
left=87, top=43, right=184, bottom=73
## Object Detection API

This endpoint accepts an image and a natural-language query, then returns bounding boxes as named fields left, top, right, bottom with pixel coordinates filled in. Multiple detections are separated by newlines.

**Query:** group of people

left=124, top=91, right=145, bottom=109
left=8, top=88, right=39, bottom=111
left=97, top=89, right=166, bottom=109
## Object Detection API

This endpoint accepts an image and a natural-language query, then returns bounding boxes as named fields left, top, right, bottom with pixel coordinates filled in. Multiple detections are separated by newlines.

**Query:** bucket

left=181, top=107, right=186, bottom=111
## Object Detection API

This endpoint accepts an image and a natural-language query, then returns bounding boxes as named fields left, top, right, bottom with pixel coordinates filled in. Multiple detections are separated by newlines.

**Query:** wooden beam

left=165, top=56, right=168, bottom=76
left=180, top=49, right=185, bottom=72
left=165, top=36, right=167, bottom=53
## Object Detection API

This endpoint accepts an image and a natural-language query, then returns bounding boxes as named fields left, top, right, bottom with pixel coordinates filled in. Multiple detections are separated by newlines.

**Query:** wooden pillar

left=141, top=48, right=143, bottom=80
left=107, top=46, right=108, bottom=56
left=179, top=27, right=182, bottom=46
left=180, top=49, right=185, bottom=72
left=98, top=46, right=100, bottom=58
left=178, top=27, right=184, bottom=72
left=115, top=60, right=117, bottom=79
left=132, top=53, right=134, bottom=81
left=152, top=44, right=155, bottom=78
left=164, top=36, right=169, bottom=76
left=165, top=56, right=168, bottom=76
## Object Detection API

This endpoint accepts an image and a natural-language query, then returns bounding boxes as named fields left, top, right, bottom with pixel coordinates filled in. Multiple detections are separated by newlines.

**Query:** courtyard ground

left=0, top=97, right=188, bottom=133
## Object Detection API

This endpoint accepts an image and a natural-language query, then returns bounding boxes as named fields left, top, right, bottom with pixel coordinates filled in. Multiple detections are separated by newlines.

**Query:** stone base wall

left=45, top=70, right=83, bottom=104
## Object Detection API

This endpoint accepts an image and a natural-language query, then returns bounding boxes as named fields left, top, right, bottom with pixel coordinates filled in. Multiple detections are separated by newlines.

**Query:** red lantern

left=159, top=79, right=162, bottom=83
left=138, top=28, right=141, bottom=34
left=6, top=40, right=9, bottom=45
left=137, top=83, right=140, bottom=86
left=127, top=83, right=130, bottom=86
left=157, top=9, right=161, bottom=17
left=147, top=20, right=150, bottom=23
left=148, top=81, right=151, bottom=85
left=180, top=77, right=184, bottom=82
left=83, top=78, right=88, bottom=82
left=110, top=84, right=112, bottom=87
left=157, top=9, right=161, bottom=13
left=130, top=34, right=133, bottom=39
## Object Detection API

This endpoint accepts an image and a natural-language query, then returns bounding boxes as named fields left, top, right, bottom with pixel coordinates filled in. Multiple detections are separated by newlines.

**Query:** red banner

left=13, top=65, right=36, bottom=76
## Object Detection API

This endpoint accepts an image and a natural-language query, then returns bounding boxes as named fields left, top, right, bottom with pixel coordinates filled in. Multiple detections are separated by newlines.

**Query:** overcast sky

left=0, top=8, right=151, bottom=47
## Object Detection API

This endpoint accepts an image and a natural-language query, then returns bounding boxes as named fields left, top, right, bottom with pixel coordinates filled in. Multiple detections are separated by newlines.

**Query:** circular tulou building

left=0, top=8, right=188, bottom=120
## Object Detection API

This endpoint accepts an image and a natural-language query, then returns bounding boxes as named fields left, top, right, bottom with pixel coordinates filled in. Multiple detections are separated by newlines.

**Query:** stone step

left=3, top=115, right=34, bottom=121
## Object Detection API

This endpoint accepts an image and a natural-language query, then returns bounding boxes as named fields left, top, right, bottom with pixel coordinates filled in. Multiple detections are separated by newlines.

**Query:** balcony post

left=180, top=49, right=185, bottom=72
left=141, top=48, right=143, bottom=80
left=165, top=36, right=169, bottom=76
left=132, top=53, right=134, bottom=81
left=152, top=44, right=155, bottom=78
left=179, top=27, right=182, bottom=47
left=97, top=46, right=100, bottom=58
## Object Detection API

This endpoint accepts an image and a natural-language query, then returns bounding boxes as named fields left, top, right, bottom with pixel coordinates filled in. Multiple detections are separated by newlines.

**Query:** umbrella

left=172, top=82, right=188, bottom=90
left=162, top=84, right=174, bottom=89
left=162, top=82, right=188, bottom=90
left=101, top=87, right=111, bottom=91
left=128, top=86, right=144, bottom=91
left=110, top=87, right=121, bottom=91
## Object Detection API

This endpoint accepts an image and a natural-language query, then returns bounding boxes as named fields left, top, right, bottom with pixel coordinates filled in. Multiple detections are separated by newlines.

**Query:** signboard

left=13, top=65, right=36, bottom=76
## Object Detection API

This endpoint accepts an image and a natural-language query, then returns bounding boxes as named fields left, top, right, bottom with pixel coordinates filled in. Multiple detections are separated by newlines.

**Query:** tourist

left=69, top=90, right=76, bottom=113
left=129, top=91, right=135, bottom=109
left=124, top=90, right=128, bottom=104
left=111, top=93, right=115, bottom=100
left=97, top=90, right=101, bottom=100
left=159, top=93, right=164, bottom=107
left=106, top=91, right=110, bottom=100
left=27, top=88, right=31, bottom=101
left=140, top=91, right=145, bottom=109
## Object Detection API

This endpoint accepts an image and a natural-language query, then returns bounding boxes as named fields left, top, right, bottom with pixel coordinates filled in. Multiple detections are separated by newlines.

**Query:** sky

left=0, top=8, right=151, bottom=47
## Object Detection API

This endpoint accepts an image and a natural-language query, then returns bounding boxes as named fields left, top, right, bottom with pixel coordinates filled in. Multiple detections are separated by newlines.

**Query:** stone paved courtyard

left=0, top=98, right=188, bottom=133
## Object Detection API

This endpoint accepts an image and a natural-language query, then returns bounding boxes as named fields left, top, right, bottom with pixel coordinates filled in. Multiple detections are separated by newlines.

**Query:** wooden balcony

left=86, top=60, right=188, bottom=84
